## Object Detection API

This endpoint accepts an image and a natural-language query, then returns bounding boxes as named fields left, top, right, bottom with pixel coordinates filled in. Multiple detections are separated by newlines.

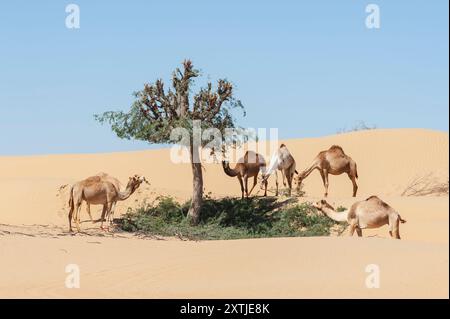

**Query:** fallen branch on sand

left=401, top=173, right=449, bottom=197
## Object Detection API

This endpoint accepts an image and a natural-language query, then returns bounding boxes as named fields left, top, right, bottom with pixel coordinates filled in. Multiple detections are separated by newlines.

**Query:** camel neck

left=222, top=161, right=239, bottom=177
left=265, top=152, right=280, bottom=176
left=300, top=161, right=318, bottom=180
left=322, top=207, right=348, bottom=222
left=118, top=186, right=135, bottom=201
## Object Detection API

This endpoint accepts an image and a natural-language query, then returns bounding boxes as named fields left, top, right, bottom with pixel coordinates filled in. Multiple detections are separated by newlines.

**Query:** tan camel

left=93, top=172, right=146, bottom=224
left=313, top=196, right=406, bottom=239
left=82, top=172, right=122, bottom=223
left=222, top=151, right=268, bottom=199
left=261, top=144, right=298, bottom=196
left=296, top=145, right=358, bottom=197
left=68, top=175, right=145, bottom=232
left=61, top=172, right=123, bottom=223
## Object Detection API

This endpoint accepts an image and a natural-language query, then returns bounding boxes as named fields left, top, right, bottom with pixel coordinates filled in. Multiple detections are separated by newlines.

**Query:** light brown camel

left=68, top=175, right=145, bottom=232
left=93, top=172, right=149, bottom=224
left=313, top=196, right=406, bottom=239
left=261, top=144, right=298, bottom=196
left=222, top=151, right=268, bottom=199
left=82, top=172, right=122, bottom=223
left=296, top=145, right=358, bottom=197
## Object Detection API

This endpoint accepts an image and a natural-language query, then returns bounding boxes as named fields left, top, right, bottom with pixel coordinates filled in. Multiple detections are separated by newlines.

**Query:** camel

left=61, top=172, right=123, bottom=223
left=92, top=172, right=146, bottom=224
left=82, top=172, right=122, bottom=223
left=68, top=174, right=146, bottom=232
left=222, top=151, right=268, bottom=199
left=260, top=144, right=298, bottom=196
left=296, top=145, right=358, bottom=197
left=313, top=196, right=406, bottom=239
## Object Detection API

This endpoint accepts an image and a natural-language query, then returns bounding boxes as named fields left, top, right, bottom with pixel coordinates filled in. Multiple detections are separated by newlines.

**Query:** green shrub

left=118, top=196, right=345, bottom=240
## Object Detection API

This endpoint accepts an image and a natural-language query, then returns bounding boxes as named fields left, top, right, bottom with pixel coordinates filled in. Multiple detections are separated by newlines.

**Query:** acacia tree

left=95, top=60, right=244, bottom=224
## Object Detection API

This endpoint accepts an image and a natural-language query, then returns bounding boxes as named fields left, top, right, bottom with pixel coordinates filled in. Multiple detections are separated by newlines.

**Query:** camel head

left=126, top=175, right=149, bottom=192
left=258, top=174, right=269, bottom=189
left=312, top=199, right=335, bottom=212
left=295, top=172, right=306, bottom=187
left=139, top=175, right=150, bottom=185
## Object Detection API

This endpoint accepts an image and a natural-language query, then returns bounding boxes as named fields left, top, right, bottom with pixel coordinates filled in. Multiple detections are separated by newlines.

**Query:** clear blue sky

left=0, top=0, right=448, bottom=155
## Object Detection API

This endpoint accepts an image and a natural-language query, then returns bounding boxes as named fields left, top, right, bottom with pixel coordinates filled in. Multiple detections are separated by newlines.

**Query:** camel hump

left=328, top=145, right=345, bottom=154
left=96, top=172, right=109, bottom=177
left=84, top=175, right=102, bottom=186
left=244, top=150, right=258, bottom=157
left=365, top=195, right=390, bottom=208
left=243, top=151, right=266, bottom=165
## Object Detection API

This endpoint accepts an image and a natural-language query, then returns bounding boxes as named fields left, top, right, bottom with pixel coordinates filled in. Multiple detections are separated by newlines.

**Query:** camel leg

left=388, top=216, right=401, bottom=239
left=349, top=173, right=358, bottom=197
left=282, top=170, right=286, bottom=187
left=75, top=203, right=82, bottom=232
left=107, top=203, right=112, bottom=224
left=86, top=203, right=94, bottom=223
left=71, top=202, right=78, bottom=223
left=237, top=175, right=244, bottom=199
left=106, top=203, right=113, bottom=224
left=100, top=204, right=107, bottom=222
left=72, top=202, right=78, bottom=229
left=275, top=170, right=279, bottom=196
left=263, top=179, right=268, bottom=197
left=319, top=169, right=328, bottom=197
left=323, top=169, right=329, bottom=197
left=393, top=218, right=401, bottom=239
left=244, top=174, right=249, bottom=198
left=388, top=218, right=394, bottom=238
left=356, top=227, right=362, bottom=237
left=105, top=202, right=113, bottom=231
left=68, top=205, right=74, bottom=232
left=319, top=169, right=326, bottom=187
left=248, top=175, right=257, bottom=196
left=101, top=203, right=113, bottom=231
left=287, top=172, right=293, bottom=196
left=109, top=202, right=117, bottom=225
left=100, top=205, right=107, bottom=230
left=284, top=171, right=292, bottom=196
left=348, top=220, right=357, bottom=237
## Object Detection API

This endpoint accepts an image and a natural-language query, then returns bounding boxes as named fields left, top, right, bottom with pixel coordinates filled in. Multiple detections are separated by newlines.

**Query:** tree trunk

left=187, top=146, right=203, bottom=225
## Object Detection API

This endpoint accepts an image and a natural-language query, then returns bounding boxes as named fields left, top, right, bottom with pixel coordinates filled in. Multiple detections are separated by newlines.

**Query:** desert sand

left=0, top=128, right=448, bottom=298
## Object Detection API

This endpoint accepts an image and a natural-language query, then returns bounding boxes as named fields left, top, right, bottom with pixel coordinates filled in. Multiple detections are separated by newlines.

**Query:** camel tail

left=295, top=170, right=299, bottom=175
left=68, top=186, right=74, bottom=208
left=222, top=161, right=239, bottom=177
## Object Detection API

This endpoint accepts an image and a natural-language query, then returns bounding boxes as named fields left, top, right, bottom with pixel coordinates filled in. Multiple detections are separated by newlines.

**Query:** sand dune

left=0, top=128, right=448, bottom=298
left=0, top=236, right=447, bottom=298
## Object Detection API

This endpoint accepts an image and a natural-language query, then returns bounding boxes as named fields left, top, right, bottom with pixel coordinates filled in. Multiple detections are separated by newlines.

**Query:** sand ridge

left=0, top=128, right=448, bottom=298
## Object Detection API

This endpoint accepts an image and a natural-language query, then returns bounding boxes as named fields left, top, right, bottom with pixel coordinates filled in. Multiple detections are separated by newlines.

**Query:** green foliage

left=118, top=196, right=344, bottom=240
left=94, top=60, right=245, bottom=147
left=95, top=60, right=249, bottom=225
